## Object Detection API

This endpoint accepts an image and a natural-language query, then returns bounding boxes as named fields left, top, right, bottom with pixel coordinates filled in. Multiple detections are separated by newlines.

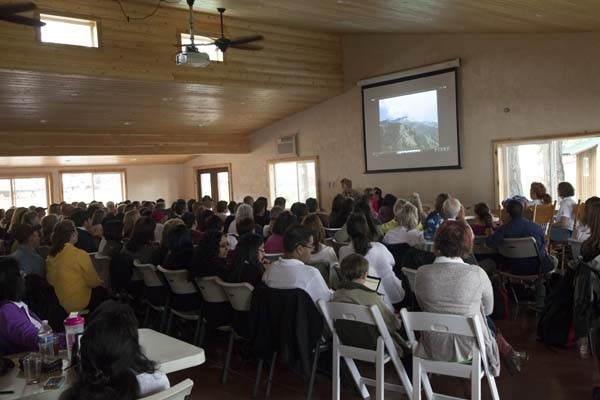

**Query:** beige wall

left=185, top=33, right=600, bottom=210
left=0, top=164, right=184, bottom=205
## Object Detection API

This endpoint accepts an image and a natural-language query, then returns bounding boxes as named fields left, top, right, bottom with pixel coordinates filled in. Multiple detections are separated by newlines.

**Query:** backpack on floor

left=537, top=268, right=575, bottom=347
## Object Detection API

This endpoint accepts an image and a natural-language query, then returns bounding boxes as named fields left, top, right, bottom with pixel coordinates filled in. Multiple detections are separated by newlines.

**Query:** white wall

left=0, top=164, right=185, bottom=205
left=185, top=33, right=600, bottom=210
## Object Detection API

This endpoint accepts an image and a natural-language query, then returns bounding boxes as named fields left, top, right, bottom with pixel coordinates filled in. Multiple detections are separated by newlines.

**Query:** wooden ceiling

left=1, top=0, right=599, bottom=158
left=0, top=155, right=195, bottom=167
left=169, top=0, right=600, bottom=34
left=0, top=0, right=343, bottom=156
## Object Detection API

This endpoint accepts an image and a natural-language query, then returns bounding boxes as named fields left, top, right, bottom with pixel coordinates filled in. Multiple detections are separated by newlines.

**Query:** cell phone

left=43, top=376, right=65, bottom=390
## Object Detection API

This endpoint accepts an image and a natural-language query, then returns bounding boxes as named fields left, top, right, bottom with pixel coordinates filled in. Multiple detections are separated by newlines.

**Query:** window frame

left=0, top=173, right=52, bottom=209
left=267, top=156, right=320, bottom=206
left=58, top=169, right=127, bottom=203
left=493, top=131, right=600, bottom=206
left=193, top=163, right=233, bottom=201
left=36, top=10, right=101, bottom=49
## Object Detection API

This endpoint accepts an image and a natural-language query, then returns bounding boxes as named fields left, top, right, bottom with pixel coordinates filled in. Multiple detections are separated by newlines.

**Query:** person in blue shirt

left=10, top=224, right=45, bottom=278
left=486, top=200, right=555, bottom=275
left=423, top=193, right=449, bottom=242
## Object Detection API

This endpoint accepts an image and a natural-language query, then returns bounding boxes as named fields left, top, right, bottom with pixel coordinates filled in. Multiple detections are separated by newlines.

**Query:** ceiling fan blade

left=0, top=2, right=37, bottom=14
left=228, top=35, right=264, bottom=45
left=0, top=14, right=45, bottom=26
left=229, top=43, right=263, bottom=51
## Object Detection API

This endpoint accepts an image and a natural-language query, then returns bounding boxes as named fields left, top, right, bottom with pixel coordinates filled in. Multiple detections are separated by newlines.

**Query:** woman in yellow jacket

left=46, top=220, right=106, bottom=313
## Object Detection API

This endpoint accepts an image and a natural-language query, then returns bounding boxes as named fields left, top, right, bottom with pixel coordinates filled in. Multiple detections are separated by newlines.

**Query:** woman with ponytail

left=60, top=301, right=169, bottom=400
left=46, top=220, right=105, bottom=313
left=470, top=203, right=495, bottom=237
left=339, top=213, right=404, bottom=310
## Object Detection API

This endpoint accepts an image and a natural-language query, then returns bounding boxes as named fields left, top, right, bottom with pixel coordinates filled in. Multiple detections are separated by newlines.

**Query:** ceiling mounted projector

left=176, top=50, right=210, bottom=67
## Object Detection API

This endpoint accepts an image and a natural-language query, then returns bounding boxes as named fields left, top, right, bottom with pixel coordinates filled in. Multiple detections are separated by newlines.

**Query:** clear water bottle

left=38, top=320, right=55, bottom=362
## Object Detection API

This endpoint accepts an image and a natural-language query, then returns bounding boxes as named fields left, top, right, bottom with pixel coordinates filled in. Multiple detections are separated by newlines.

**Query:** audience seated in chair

left=40, top=214, right=58, bottom=247
left=46, top=220, right=106, bottom=313
left=0, top=257, right=41, bottom=355
left=486, top=200, right=555, bottom=275
left=332, top=254, right=405, bottom=355
left=60, top=300, right=169, bottom=400
left=11, top=223, right=45, bottom=278
left=470, top=203, right=495, bottom=237
left=228, top=233, right=268, bottom=287
left=340, top=214, right=404, bottom=310
left=575, top=196, right=600, bottom=241
left=264, top=211, right=297, bottom=254
left=190, top=231, right=229, bottom=280
left=334, top=199, right=381, bottom=243
left=71, top=209, right=98, bottom=253
left=383, top=202, right=424, bottom=246
left=550, top=181, right=577, bottom=242
left=262, top=224, right=331, bottom=304
left=162, top=224, right=194, bottom=270
left=302, top=214, right=338, bottom=268
left=98, top=219, right=124, bottom=258
left=423, top=193, right=450, bottom=241
left=581, top=202, right=600, bottom=262
left=416, top=221, right=527, bottom=376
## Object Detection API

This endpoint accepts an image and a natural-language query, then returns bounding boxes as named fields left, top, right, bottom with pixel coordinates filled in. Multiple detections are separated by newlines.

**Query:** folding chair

left=400, top=309, right=500, bottom=400
left=308, top=261, right=331, bottom=287
left=157, top=266, right=204, bottom=345
left=318, top=300, right=413, bottom=400
left=216, top=281, right=257, bottom=389
left=401, top=267, right=417, bottom=293
left=194, top=277, right=232, bottom=342
left=497, top=237, right=547, bottom=309
left=90, top=252, right=111, bottom=289
left=134, top=259, right=169, bottom=332
left=324, top=227, right=342, bottom=238
left=531, top=202, right=556, bottom=251
left=264, top=253, right=283, bottom=262
left=139, top=378, right=194, bottom=400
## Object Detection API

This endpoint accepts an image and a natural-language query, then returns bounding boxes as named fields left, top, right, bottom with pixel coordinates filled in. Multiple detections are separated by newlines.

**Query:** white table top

left=0, top=329, right=205, bottom=400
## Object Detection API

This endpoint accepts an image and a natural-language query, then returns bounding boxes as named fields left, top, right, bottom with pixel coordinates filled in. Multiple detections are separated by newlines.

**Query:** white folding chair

left=264, top=252, right=283, bottom=262
left=139, top=378, right=194, bottom=400
left=401, top=267, right=417, bottom=293
left=400, top=309, right=500, bottom=400
left=90, top=252, right=111, bottom=288
left=134, top=259, right=169, bottom=331
left=157, top=266, right=204, bottom=345
left=216, top=281, right=256, bottom=387
left=308, top=261, right=331, bottom=287
left=318, top=300, right=413, bottom=400
left=324, top=227, right=342, bottom=238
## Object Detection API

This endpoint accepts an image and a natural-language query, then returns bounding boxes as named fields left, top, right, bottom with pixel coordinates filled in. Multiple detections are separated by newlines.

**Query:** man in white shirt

left=262, top=225, right=332, bottom=304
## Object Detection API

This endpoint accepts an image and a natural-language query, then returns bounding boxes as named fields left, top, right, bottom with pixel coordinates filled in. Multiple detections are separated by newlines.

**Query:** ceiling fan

left=179, top=1, right=264, bottom=53
left=0, top=2, right=45, bottom=27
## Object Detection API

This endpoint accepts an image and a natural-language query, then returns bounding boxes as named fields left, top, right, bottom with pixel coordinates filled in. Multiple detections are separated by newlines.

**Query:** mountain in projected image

left=379, top=90, right=439, bottom=153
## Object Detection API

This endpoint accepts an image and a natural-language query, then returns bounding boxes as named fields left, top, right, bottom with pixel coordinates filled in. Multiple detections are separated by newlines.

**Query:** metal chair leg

left=252, top=359, right=264, bottom=398
left=306, top=343, right=321, bottom=400
left=265, top=352, right=277, bottom=398
left=166, top=312, right=174, bottom=335
left=142, top=303, right=150, bottom=328
left=193, top=319, right=203, bottom=345
left=222, top=330, right=235, bottom=384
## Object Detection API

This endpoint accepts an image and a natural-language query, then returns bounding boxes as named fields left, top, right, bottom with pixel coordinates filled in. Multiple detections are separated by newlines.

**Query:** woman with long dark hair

left=329, top=195, right=352, bottom=229
left=264, top=211, right=297, bottom=254
left=339, top=214, right=403, bottom=310
left=470, top=203, right=494, bottom=237
left=46, top=220, right=105, bottom=313
left=335, top=199, right=382, bottom=243
left=60, top=301, right=169, bottom=400
left=190, top=230, right=229, bottom=280
left=162, top=224, right=194, bottom=270
left=228, top=233, right=268, bottom=286
left=122, top=217, right=158, bottom=264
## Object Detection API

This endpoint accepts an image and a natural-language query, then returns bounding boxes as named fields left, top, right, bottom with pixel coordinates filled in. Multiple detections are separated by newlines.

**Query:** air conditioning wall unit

left=276, top=134, right=297, bottom=156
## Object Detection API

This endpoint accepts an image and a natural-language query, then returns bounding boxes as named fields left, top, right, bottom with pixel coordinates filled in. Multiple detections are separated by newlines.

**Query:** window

left=495, top=135, right=600, bottom=204
left=180, top=33, right=223, bottom=62
left=268, top=158, right=318, bottom=205
left=40, top=14, right=98, bottom=47
left=0, top=176, right=50, bottom=209
left=61, top=171, right=125, bottom=204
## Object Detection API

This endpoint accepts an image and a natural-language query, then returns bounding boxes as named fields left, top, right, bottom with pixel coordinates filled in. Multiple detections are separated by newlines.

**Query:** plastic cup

left=23, top=353, right=41, bottom=383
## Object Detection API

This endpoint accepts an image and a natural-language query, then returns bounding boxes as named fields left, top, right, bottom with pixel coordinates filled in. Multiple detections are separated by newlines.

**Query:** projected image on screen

left=378, top=90, right=439, bottom=155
